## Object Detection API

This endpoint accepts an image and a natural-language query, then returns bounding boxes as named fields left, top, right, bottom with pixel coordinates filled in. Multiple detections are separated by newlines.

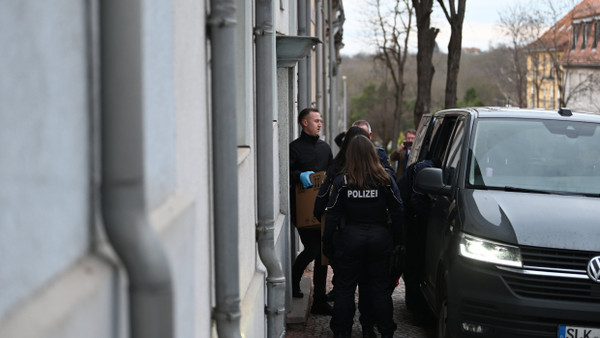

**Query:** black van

left=404, top=107, right=600, bottom=337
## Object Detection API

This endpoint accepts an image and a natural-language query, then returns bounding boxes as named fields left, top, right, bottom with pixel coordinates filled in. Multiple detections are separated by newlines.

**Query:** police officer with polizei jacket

left=323, top=135, right=404, bottom=338
left=314, top=126, right=383, bottom=336
left=289, top=107, right=334, bottom=315
left=349, top=120, right=395, bottom=178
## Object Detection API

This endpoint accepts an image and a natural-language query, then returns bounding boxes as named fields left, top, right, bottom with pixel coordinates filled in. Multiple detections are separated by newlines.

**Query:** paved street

left=286, top=266, right=436, bottom=337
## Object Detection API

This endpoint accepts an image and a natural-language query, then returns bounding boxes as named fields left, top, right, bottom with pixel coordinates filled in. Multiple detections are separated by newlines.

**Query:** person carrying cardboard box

left=289, top=107, right=333, bottom=316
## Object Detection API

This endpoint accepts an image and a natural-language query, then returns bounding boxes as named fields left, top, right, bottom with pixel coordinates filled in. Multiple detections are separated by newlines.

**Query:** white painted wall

left=0, top=0, right=324, bottom=336
left=565, top=67, right=600, bottom=113
left=0, top=0, right=90, bottom=321
left=172, top=0, right=212, bottom=336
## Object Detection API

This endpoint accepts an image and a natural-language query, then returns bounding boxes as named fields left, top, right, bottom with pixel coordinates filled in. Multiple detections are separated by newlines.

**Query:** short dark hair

left=298, top=107, right=319, bottom=125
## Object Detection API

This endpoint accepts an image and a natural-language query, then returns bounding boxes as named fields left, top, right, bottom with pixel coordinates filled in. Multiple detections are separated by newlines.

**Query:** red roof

left=529, top=0, right=600, bottom=65
left=562, top=0, right=600, bottom=65
left=527, top=5, right=574, bottom=51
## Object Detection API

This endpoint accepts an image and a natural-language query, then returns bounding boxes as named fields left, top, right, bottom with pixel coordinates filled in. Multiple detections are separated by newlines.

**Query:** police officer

left=290, top=107, right=334, bottom=315
left=322, top=135, right=404, bottom=338
left=314, top=126, right=371, bottom=217
left=314, top=126, right=376, bottom=335
left=351, top=120, right=395, bottom=177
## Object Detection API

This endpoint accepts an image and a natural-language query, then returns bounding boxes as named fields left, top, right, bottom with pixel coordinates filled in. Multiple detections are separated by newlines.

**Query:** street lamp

left=342, top=75, right=347, bottom=129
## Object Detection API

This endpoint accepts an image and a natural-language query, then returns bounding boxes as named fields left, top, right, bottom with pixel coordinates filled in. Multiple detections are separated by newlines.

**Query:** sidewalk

left=286, top=265, right=435, bottom=337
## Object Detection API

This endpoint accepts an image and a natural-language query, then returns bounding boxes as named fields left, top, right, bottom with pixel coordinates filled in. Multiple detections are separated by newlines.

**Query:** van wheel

left=436, top=284, right=452, bottom=338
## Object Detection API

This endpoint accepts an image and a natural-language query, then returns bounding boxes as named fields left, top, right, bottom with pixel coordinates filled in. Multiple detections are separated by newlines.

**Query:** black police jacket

left=322, top=173, right=404, bottom=257
left=314, top=149, right=395, bottom=220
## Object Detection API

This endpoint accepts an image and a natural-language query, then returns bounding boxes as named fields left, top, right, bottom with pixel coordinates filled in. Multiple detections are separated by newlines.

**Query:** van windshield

left=468, top=118, right=600, bottom=196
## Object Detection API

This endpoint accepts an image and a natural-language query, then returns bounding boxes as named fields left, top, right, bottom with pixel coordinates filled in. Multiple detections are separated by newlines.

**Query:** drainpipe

left=256, top=1, right=286, bottom=337
left=316, top=0, right=323, bottom=113
left=328, top=0, right=337, bottom=144
left=208, top=1, right=243, bottom=337
left=306, top=3, right=312, bottom=108
left=297, top=0, right=308, bottom=110
left=99, top=1, right=173, bottom=338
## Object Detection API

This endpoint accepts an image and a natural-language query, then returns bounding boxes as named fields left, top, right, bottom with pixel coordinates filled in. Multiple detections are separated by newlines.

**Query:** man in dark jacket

left=290, top=107, right=333, bottom=315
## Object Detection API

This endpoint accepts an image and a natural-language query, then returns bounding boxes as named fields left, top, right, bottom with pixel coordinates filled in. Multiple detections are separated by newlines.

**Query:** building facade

left=527, top=0, right=600, bottom=113
left=562, top=0, right=600, bottom=112
left=0, top=1, right=345, bottom=337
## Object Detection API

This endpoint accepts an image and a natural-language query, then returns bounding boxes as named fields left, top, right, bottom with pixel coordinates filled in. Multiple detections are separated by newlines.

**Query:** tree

left=370, top=0, right=414, bottom=149
left=349, top=82, right=380, bottom=122
left=481, top=45, right=524, bottom=106
left=498, top=3, right=538, bottom=107
left=457, top=87, right=485, bottom=107
left=412, top=0, right=439, bottom=127
left=437, top=0, right=466, bottom=108
left=349, top=81, right=397, bottom=147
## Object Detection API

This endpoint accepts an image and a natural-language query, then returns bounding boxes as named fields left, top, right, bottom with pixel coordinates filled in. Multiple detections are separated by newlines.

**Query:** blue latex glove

left=299, top=171, right=315, bottom=188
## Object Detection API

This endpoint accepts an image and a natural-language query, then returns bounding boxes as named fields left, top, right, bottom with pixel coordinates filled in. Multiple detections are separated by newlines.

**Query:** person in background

left=390, top=129, right=416, bottom=179
left=289, top=107, right=334, bottom=315
left=351, top=120, right=395, bottom=178
left=322, top=135, right=404, bottom=338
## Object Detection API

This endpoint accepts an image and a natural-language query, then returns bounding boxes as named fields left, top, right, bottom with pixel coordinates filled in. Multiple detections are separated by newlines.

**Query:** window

left=572, top=24, right=579, bottom=50
left=468, top=118, right=600, bottom=194
left=541, top=55, right=546, bottom=76
left=530, top=87, right=535, bottom=108
left=543, top=88, right=547, bottom=108
left=442, top=118, right=466, bottom=185
left=408, top=115, right=434, bottom=166
left=594, top=21, right=599, bottom=49
left=427, top=116, right=459, bottom=163
left=582, top=22, right=590, bottom=49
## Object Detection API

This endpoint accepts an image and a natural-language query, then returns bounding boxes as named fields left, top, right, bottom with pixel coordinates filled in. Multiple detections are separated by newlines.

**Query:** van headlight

left=459, top=233, right=522, bottom=267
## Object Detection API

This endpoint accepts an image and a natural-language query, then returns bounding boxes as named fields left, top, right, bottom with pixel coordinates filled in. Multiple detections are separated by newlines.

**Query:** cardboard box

left=295, top=171, right=325, bottom=229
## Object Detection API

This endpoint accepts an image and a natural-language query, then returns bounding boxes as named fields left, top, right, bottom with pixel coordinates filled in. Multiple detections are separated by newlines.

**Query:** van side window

left=408, top=115, right=433, bottom=166
left=442, top=118, right=465, bottom=185
left=428, top=116, right=458, bottom=162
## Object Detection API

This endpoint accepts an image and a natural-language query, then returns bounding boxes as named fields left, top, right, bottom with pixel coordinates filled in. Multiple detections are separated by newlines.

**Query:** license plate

left=559, top=325, right=600, bottom=338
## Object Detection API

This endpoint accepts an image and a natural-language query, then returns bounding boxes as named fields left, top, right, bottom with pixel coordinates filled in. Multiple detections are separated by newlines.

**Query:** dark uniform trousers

left=330, top=223, right=397, bottom=335
left=292, top=228, right=328, bottom=301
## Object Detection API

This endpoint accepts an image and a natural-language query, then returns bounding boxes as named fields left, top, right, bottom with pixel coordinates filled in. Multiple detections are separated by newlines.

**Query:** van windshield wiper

left=503, top=186, right=552, bottom=194
left=503, top=186, right=600, bottom=197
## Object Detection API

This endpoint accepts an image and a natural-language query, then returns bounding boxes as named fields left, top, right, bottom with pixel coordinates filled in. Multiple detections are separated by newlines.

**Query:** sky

left=340, top=0, right=531, bottom=55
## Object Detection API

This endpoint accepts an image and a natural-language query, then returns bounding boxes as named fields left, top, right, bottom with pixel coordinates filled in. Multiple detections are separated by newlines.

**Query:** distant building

left=526, top=0, right=600, bottom=113
left=463, top=47, right=482, bottom=54
left=562, top=0, right=600, bottom=112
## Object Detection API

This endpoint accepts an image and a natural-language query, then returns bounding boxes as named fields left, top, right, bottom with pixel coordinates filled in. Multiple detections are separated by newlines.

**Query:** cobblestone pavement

left=286, top=266, right=436, bottom=338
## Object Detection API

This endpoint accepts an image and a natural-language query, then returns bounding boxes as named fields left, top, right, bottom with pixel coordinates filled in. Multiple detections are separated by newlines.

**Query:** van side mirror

left=415, top=167, right=452, bottom=196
